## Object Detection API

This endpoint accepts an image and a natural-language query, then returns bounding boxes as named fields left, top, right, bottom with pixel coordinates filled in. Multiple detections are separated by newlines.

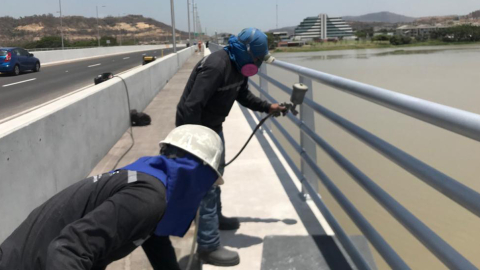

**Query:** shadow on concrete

left=237, top=216, right=297, bottom=225
left=221, top=231, right=264, bottom=249
left=239, top=106, right=354, bottom=268
left=178, top=254, right=202, bottom=270
left=238, top=106, right=326, bottom=236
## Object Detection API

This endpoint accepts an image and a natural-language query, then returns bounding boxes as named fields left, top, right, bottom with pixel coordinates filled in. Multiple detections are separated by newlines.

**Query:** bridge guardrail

left=0, top=46, right=195, bottom=243
left=209, top=43, right=480, bottom=270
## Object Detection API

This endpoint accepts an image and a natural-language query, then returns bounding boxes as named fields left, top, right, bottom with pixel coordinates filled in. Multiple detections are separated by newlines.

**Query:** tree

left=390, top=35, right=412, bottom=45
left=372, top=34, right=390, bottom=41
left=24, top=36, right=69, bottom=48
left=431, top=25, right=480, bottom=42
left=100, top=36, right=118, bottom=46
left=266, top=32, right=279, bottom=50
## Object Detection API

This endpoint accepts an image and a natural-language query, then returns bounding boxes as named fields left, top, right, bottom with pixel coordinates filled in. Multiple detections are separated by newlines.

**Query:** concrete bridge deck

left=90, top=48, right=348, bottom=270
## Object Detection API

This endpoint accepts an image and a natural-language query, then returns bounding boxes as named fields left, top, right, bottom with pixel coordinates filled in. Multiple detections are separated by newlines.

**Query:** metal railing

left=26, top=46, right=98, bottom=52
left=209, top=44, right=480, bottom=270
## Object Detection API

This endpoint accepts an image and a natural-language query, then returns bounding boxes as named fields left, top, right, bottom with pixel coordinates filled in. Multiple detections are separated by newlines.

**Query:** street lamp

left=118, top=13, right=127, bottom=46
left=96, top=5, right=106, bottom=47
left=58, top=0, right=64, bottom=50
left=170, top=0, right=176, bottom=53
left=192, top=0, right=196, bottom=40
left=187, top=0, right=191, bottom=44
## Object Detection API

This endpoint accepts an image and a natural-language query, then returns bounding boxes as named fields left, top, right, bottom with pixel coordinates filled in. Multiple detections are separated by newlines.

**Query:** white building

left=294, top=14, right=354, bottom=40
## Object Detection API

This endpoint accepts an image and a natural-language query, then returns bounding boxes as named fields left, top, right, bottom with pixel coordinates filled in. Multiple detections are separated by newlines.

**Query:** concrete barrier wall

left=0, top=46, right=195, bottom=242
left=34, top=44, right=186, bottom=65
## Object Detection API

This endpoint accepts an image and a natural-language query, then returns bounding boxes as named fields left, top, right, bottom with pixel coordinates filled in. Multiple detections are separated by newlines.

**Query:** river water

left=256, top=45, right=480, bottom=269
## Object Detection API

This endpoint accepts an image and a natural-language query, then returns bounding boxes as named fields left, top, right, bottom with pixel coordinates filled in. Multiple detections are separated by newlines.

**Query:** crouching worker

left=0, top=124, right=224, bottom=270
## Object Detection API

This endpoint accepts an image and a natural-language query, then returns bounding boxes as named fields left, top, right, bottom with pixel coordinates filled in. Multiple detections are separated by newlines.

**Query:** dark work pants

left=142, top=235, right=181, bottom=270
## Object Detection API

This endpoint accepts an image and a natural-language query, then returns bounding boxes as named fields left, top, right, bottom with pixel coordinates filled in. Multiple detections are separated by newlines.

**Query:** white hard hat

left=159, top=125, right=224, bottom=185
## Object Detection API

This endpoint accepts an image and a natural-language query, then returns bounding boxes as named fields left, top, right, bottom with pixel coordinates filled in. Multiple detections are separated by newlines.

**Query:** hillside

left=0, top=14, right=190, bottom=47
left=343, top=11, right=416, bottom=23
left=267, top=26, right=296, bottom=36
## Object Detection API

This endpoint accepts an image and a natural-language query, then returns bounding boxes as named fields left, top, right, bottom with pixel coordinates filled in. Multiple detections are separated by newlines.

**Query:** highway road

left=0, top=48, right=174, bottom=121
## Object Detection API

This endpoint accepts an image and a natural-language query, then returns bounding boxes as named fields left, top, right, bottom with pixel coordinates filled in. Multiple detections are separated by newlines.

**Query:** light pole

left=58, top=0, right=64, bottom=49
left=187, top=0, right=191, bottom=44
left=96, top=5, right=106, bottom=47
left=170, top=0, right=177, bottom=53
left=118, top=13, right=126, bottom=46
left=192, top=0, right=196, bottom=40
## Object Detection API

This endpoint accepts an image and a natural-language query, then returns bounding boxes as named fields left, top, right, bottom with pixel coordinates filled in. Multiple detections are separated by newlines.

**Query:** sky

left=1, top=0, right=479, bottom=35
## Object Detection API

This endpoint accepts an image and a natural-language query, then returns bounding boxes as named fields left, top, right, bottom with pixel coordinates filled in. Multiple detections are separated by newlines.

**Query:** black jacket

left=0, top=170, right=166, bottom=270
left=176, top=49, right=271, bottom=132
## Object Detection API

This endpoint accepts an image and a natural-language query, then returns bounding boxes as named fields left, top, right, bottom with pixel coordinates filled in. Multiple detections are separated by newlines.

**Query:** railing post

left=299, top=76, right=318, bottom=198
left=259, top=64, right=271, bottom=131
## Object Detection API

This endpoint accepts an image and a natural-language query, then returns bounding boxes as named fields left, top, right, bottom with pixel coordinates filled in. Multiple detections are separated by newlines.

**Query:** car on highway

left=0, top=47, right=41, bottom=76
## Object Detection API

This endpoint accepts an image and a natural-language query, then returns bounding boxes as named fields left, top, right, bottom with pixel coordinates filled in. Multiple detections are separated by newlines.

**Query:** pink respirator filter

left=241, top=64, right=258, bottom=77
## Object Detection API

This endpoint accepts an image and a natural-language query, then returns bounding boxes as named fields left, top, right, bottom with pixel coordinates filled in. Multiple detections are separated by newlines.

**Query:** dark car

left=0, top=47, right=41, bottom=76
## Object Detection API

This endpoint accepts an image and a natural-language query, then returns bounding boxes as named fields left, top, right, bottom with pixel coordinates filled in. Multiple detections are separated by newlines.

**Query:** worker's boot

left=218, top=214, right=240, bottom=230
left=198, top=246, right=240, bottom=266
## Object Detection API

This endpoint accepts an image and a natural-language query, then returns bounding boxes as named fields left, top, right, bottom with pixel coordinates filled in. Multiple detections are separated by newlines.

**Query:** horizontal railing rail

left=249, top=81, right=409, bottom=270
left=271, top=60, right=480, bottom=143
left=26, top=46, right=98, bottom=52
left=209, top=44, right=480, bottom=269
left=249, top=80, right=476, bottom=270
left=257, top=72, right=480, bottom=219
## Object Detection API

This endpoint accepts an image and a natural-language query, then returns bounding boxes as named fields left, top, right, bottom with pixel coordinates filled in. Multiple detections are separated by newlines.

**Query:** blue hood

left=224, top=28, right=269, bottom=72
left=119, top=154, right=217, bottom=237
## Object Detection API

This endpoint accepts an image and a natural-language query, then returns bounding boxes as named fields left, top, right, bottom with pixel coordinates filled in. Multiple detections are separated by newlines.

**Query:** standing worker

left=174, top=27, right=286, bottom=266
left=0, top=125, right=223, bottom=270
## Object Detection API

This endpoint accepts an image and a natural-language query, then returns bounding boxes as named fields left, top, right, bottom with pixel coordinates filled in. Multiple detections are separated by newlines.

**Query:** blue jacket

left=119, top=154, right=217, bottom=236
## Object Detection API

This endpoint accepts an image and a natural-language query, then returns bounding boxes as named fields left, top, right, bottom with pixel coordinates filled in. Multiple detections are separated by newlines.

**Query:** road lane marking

left=0, top=52, right=153, bottom=123
left=123, top=57, right=130, bottom=60
left=2, top=78, right=37, bottom=87
left=88, top=63, right=101, bottom=68
left=142, top=53, right=146, bottom=56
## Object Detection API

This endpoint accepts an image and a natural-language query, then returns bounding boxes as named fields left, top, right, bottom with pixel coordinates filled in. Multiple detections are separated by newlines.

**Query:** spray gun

left=225, top=82, right=309, bottom=166
left=277, top=83, right=309, bottom=117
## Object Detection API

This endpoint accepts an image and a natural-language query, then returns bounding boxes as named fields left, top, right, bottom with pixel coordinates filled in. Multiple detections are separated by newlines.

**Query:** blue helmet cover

left=224, top=27, right=269, bottom=71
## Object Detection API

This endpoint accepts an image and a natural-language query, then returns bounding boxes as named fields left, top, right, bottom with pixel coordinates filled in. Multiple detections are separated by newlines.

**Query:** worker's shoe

left=218, top=214, right=240, bottom=230
left=198, top=246, right=240, bottom=266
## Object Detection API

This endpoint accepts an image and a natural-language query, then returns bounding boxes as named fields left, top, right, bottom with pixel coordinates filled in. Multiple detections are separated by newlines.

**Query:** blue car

left=0, top=47, right=41, bottom=76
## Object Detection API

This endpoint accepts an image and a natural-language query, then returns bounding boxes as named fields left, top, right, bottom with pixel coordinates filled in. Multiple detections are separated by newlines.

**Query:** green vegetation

left=389, top=36, right=412, bottom=45
left=25, top=36, right=69, bottom=48
left=100, top=36, right=118, bottom=46
left=431, top=25, right=480, bottom=42
left=0, top=14, right=188, bottom=48
left=273, top=39, right=480, bottom=53
left=274, top=25, right=480, bottom=53
left=372, top=35, right=390, bottom=41
left=266, top=32, right=280, bottom=50
left=22, top=35, right=122, bottom=49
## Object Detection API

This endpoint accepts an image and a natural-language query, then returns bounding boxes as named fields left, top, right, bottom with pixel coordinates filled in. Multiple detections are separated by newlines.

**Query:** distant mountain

left=343, top=12, right=416, bottom=23
left=267, top=26, right=296, bottom=36
left=0, top=14, right=189, bottom=47
left=467, top=10, right=480, bottom=18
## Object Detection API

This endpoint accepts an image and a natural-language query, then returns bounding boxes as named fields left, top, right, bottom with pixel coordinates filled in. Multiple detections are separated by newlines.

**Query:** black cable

left=111, top=75, right=135, bottom=171
left=225, top=111, right=276, bottom=167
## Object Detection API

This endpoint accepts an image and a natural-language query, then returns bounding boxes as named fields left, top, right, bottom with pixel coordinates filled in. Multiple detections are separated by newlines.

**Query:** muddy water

left=258, top=45, right=480, bottom=269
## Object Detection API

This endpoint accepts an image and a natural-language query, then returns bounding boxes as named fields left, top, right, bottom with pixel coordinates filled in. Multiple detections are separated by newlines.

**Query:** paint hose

left=186, top=209, right=201, bottom=270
